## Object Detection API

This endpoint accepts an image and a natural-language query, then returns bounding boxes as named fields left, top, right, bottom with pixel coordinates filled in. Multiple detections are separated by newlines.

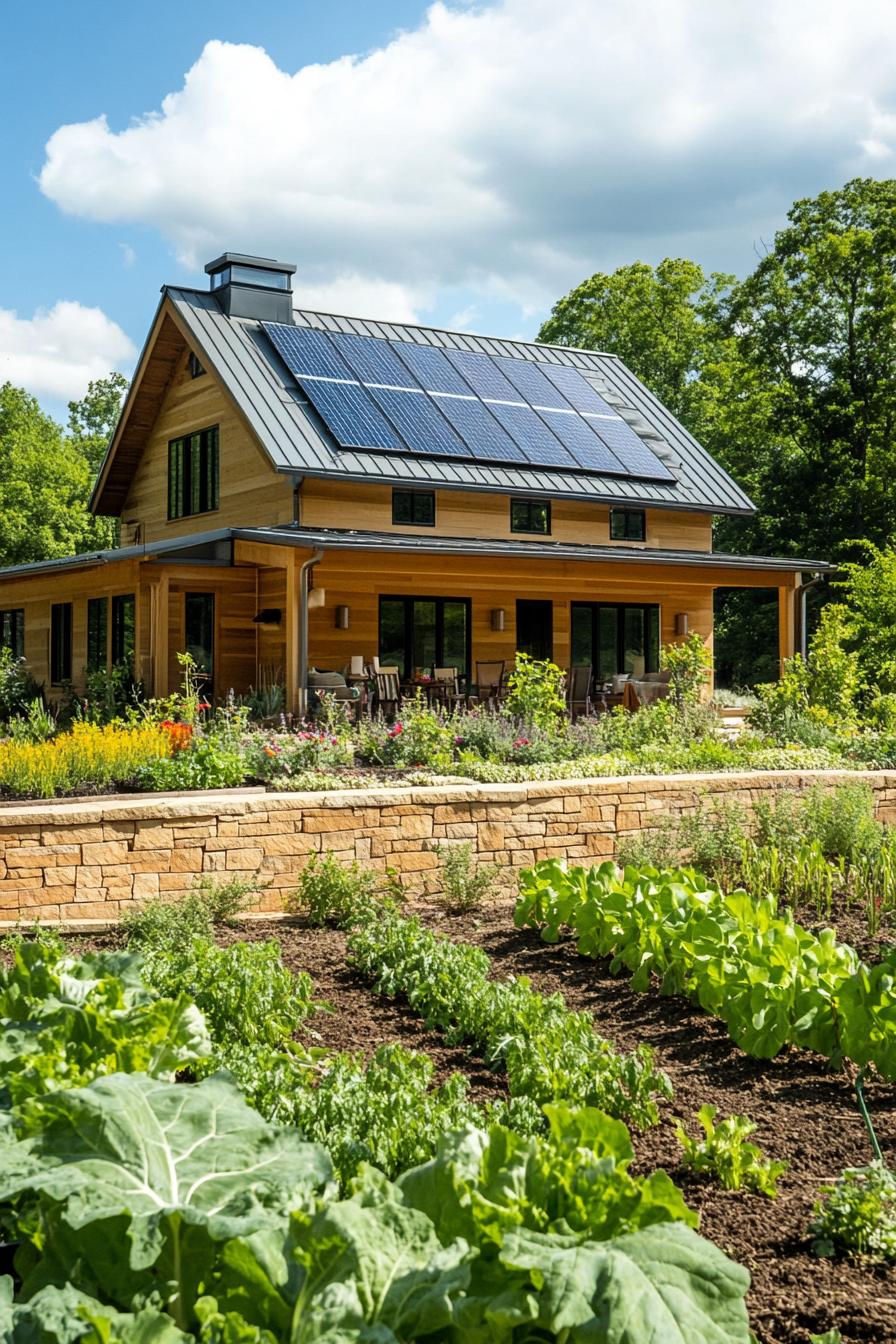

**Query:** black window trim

left=0, top=608, right=24, bottom=661
left=378, top=594, right=472, bottom=682
left=86, top=596, right=108, bottom=674
left=50, top=602, right=73, bottom=686
left=111, top=593, right=136, bottom=667
left=609, top=507, right=646, bottom=542
left=571, top=601, right=661, bottom=677
left=510, top=497, right=551, bottom=535
left=392, top=488, right=436, bottom=527
left=167, top=424, right=220, bottom=521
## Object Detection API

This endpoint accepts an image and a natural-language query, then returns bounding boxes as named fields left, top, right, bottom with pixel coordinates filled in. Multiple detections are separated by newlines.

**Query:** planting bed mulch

left=791, top=890, right=896, bottom=965
left=222, top=903, right=896, bottom=1344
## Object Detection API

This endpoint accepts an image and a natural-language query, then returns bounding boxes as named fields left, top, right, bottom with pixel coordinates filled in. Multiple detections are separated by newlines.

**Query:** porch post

left=285, top=557, right=299, bottom=717
left=778, top=577, right=797, bottom=673
left=150, top=575, right=169, bottom=697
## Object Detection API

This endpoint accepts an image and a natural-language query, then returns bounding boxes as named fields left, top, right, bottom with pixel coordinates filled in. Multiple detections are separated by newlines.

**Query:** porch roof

left=234, top=525, right=833, bottom=575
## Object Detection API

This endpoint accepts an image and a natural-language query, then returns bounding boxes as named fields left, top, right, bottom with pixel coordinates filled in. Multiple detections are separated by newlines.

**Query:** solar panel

left=587, top=416, right=675, bottom=482
left=264, top=321, right=677, bottom=482
left=444, top=349, right=521, bottom=402
left=367, top=387, right=466, bottom=456
left=265, top=323, right=353, bottom=381
left=434, top=396, right=528, bottom=462
left=495, top=356, right=571, bottom=411
left=539, top=410, right=627, bottom=474
left=329, top=332, right=422, bottom=389
left=392, top=342, right=472, bottom=395
left=296, top=378, right=404, bottom=451
left=488, top=403, right=578, bottom=469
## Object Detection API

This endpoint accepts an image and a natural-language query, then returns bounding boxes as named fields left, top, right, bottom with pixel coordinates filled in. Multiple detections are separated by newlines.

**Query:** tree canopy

left=0, top=374, right=126, bottom=569
left=539, top=177, right=896, bottom=684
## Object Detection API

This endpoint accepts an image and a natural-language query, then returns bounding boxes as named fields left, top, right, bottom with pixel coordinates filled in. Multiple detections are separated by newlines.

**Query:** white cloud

left=0, top=302, right=136, bottom=402
left=37, top=0, right=896, bottom=316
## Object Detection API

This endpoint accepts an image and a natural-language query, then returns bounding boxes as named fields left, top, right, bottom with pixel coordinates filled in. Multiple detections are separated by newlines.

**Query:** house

left=0, top=253, right=828, bottom=712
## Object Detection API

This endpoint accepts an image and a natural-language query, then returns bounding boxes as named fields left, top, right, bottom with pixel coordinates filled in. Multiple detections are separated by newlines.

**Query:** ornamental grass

left=0, top=722, right=170, bottom=799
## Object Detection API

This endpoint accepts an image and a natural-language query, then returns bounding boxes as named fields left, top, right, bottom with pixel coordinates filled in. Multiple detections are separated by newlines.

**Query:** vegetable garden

left=0, top=783, right=894, bottom=1344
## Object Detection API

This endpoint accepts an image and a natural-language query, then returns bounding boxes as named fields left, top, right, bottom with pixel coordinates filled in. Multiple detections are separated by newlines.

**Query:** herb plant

left=810, top=1162, right=896, bottom=1260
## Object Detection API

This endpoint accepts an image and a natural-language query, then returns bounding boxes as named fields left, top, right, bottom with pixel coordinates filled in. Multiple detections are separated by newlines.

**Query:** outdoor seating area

left=307, top=657, right=674, bottom=722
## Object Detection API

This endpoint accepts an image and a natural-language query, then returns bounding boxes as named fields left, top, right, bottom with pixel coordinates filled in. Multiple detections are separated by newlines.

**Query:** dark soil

left=223, top=903, right=896, bottom=1344
left=792, top=890, right=896, bottom=965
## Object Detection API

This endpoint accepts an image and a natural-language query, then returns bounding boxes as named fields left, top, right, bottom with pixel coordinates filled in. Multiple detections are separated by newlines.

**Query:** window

left=185, top=593, right=215, bottom=697
left=378, top=597, right=470, bottom=681
left=571, top=603, right=660, bottom=681
left=168, top=426, right=220, bottom=520
left=610, top=508, right=646, bottom=542
left=112, top=594, right=136, bottom=666
left=50, top=603, right=72, bottom=685
left=510, top=498, right=550, bottom=534
left=86, top=598, right=108, bottom=672
left=188, top=352, right=206, bottom=379
left=0, top=609, right=24, bottom=660
left=392, top=490, right=435, bottom=527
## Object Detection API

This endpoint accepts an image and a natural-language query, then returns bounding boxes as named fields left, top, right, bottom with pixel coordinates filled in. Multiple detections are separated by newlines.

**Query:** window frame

left=392, top=489, right=436, bottom=527
left=111, top=594, right=136, bottom=667
left=50, top=603, right=73, bottom=686
left=378, top=595, right=471, bottom=682
left=609, top=508, right=646, bottom=542
left=0, top=609, right=24, bottom=660
left=86, top=597, right=108, bottom=673
left=510, top=498, right=551, bottom=535
left=167, top=425, right=220, bottom=521
left=570, top=601, right=661, bottom=679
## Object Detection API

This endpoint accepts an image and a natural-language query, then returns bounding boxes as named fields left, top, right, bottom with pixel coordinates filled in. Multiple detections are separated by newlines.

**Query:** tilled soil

left=228, top=903, right=896, bottom=1344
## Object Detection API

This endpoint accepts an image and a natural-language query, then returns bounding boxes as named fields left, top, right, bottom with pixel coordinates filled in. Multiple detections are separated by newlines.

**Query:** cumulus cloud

left=0, top=302, right=136, bottom=402
left=38, top=0, right=896, bottom=316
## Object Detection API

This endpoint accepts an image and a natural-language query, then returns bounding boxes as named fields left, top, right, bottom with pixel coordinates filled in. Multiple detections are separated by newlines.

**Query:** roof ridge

left=162, top=285, right=618, bottom=360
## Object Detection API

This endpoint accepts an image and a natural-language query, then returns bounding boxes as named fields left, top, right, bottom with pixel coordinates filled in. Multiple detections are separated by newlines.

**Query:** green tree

left=0, top=383, right=94, bottom=568
left=67, top=373, right=128, bottom=549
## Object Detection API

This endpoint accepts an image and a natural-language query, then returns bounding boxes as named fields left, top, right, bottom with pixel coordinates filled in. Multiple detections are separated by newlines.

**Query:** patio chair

left=431, top=666, right=466, bottom=710
left=623, top=669, right=672, bottom=711
left=567, top=665, right=593, bottom=720
left=473, top=660, right=506, bottom=709
left=374, top=669, right=403, bottom=719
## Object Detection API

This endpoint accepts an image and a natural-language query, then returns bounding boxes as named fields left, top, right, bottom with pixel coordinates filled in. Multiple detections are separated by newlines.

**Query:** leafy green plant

left=347, top=898, right=672, bottom=1127
left=503, top=652, right=568, bottom=731
left=286, top=849, right=396, bottom=927
left=356, top=693, right=455, bottom=769
left=661, top=631, right=712, bottom=707
left=433, top=840, right=501, bottom=911
left=675, top=1104, right=787, bottom=1196
left=810, top=1161, right=896, bottom=1260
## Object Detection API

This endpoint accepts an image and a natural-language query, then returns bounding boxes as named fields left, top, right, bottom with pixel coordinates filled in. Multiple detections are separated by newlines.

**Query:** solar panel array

left=263, top=322, right=675, bottom=483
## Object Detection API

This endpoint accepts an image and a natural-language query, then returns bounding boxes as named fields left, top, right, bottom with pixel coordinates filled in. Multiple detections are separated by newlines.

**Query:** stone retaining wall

left=2, top=770, right=896, bottom=924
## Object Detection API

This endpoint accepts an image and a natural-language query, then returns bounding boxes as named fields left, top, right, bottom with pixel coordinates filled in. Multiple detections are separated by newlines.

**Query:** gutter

left=297, top=548, right=324, bottom=718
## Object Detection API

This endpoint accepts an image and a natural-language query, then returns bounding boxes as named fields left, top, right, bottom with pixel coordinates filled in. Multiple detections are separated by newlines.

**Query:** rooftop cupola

left=205, top=252, right=296, bottom=323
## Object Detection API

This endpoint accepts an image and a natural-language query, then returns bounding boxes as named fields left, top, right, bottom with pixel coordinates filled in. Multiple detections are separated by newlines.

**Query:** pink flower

left=513, top=737, right=530, bottom=749
left=388, top=722, right=404, bottom=737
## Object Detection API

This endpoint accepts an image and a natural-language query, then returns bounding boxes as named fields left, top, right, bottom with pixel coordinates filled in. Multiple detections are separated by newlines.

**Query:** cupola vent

left=205, top=252, right=296, bottom=323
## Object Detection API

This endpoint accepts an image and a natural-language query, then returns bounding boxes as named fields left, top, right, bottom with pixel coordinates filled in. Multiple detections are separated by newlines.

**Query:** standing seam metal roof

left=163, top=287, right=756, bottom=517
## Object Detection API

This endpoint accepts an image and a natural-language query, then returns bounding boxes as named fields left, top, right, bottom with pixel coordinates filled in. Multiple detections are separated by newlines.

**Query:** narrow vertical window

left=0, top=609, right=24, bottom=660
left=86, top=598, right=108, bottom=673
left=111, top=594, right=136, bottom=666
left=50, top=603, right=72, bottom=685
left=167, top=426, right=219, bottom=519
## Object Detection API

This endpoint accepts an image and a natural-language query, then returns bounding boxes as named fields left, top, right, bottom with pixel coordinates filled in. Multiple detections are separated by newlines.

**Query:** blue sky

left=2, top=0, right=896, bottom=419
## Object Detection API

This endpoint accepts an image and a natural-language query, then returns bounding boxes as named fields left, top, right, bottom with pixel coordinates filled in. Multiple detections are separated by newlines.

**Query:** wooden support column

left=778, top=577, right=797, bottom=673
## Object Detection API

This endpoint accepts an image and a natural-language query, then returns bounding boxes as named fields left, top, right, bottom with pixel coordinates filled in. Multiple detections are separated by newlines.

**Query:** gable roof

left=93, top=286, right=756, bottom=518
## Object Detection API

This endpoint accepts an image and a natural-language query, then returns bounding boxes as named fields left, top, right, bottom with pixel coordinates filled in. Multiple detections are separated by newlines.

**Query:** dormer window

left=168, top=426, right=220, bottom=520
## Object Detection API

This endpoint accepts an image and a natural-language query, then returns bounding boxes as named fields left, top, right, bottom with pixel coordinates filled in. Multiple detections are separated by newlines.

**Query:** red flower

left=388, top=722, right=404, bottom=737
left=513, top=737, right=530, bottom=749
left=160, top=720, right=193, bottom=751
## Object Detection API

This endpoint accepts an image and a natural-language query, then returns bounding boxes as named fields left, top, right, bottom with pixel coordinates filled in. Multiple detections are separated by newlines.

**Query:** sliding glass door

left=378, top=597, right=470, bottom=679
left=571, top=603, right=660, bottom=679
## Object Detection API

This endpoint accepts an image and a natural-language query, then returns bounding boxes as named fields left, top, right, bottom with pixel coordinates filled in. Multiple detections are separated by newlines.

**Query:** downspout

left=794, top=574, right=827, bottom=660
left=297, top=549, right=324, bottom=719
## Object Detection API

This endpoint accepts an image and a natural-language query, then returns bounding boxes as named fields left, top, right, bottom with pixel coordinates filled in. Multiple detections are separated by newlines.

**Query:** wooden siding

left=119, top=347, right=293, bottom=545
left=299, top=479, right=713, bottom=550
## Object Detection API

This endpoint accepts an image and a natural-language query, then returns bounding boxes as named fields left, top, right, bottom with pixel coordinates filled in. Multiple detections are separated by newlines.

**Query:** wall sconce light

left=307, top=587, right=326, bottom=610
left=252, top=608, right=282, bottom=625
left=335, top=605, right=350, bottom=630
left=674, top=612, right=689, bottom=637
left=491, top=608, right=506, bottom=632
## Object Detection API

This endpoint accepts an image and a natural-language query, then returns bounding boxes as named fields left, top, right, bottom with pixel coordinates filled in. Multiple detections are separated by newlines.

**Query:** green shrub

left=286, top=850, right=396, bottom=927
left=661, top=631, right=712, bottom=707
left=809, top=604, right=861, bottom=722
left=503, top=653, right=567, bottom=731
left=122, top=874, right=262, bottom=948
left=0, top=649, right=44, bottom=723
left=356, top=694, right=454, bottom=769
left=433, top=841, right=501, bottom=911
left=802, top=782, right=882, bottom=861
